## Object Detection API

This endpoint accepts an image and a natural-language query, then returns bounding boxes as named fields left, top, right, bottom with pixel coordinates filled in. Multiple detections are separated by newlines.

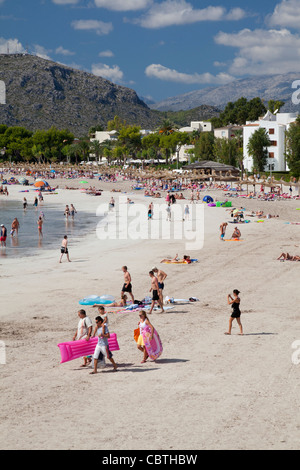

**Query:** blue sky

left=1, top=0, right=300, bottom=102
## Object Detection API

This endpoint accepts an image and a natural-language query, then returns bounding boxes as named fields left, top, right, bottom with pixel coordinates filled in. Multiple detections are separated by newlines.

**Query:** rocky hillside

left=151, top=73, right=300, bottom=112
left=0, top=54, right=162, bottom=136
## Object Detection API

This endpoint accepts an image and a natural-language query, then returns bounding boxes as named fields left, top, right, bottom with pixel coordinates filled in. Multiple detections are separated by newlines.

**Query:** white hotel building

left=243, top=111, right=298, bottom=172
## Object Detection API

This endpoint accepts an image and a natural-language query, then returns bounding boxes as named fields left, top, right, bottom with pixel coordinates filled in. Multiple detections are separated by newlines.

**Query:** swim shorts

left=152, top=290, right=159, bottom=301
left=122, top=283, right=132, bottom=293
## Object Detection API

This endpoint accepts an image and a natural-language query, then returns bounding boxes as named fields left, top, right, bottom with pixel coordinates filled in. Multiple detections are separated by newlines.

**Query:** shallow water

left=0, top=197, right=97, bottom=258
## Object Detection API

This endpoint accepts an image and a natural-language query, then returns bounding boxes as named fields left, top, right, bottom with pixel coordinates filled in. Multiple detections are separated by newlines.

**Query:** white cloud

left=55, top=46, right=75, bottom=56
left=0, top=37, right=52, bottom=59
left=91, top=63, right=124, bottom=83
left=94, top=0, right=151, bottom=10
left=32, top=44, right=52, bottom=60
left=132, top=0, right=248, bottom=29
left=145, top=63, right=235, bottom=85
left=268, top=0, right=300, bottom=29
left=71, top=19, right=113, bottom=35
left=99, top=49, right=114, bottom=57
left=0, top=37, right=24, bottom=54
left=215, top=28, right=300, bottom=75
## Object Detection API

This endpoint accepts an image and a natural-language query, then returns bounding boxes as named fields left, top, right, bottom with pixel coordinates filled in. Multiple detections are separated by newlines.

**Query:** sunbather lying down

left=277, top=253, right=300, bottom=261
left=160, top=254, right=192, bottom=264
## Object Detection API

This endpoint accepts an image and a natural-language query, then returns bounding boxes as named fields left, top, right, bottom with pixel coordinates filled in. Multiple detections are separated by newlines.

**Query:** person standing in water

left=11, top=218, right=20, bottom=237
left=225, top=289, right=243, bottom=335
left=37, top=216, right=43, bottom=238
left=70, top=204, right=77, bottom=220
left=0, top=224, right=7, bottom=248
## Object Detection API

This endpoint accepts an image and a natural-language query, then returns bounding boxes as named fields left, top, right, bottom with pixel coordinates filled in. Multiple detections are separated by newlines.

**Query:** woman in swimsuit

left=37, top=216, right=43, bottom=238
left=225, top=289, right=243, bottom=335
left=136, top=311, right=154, bottom=364
left=93, top=294, right=128, bottom=308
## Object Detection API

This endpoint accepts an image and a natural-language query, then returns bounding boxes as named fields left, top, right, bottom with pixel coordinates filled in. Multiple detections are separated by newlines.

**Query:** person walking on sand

left=220, top=222, right=228, bottom=241
left=148, top=271, right=164, bottom=314
left=59, top=235, right=71, bottom=263
left=225, top=290, right=243, bottom=336
left=72, top=309, right=93, bottom=367
left=136, top=311, right=154, bottom=363
left=90, top=316, right=117, bottom=374
left=152, top=267, right=167, bottom=306
left=121, top=266, right=134, bottom=304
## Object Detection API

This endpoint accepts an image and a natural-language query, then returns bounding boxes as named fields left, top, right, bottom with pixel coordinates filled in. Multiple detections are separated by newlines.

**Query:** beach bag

left=134, top=328, right=140, bottom=343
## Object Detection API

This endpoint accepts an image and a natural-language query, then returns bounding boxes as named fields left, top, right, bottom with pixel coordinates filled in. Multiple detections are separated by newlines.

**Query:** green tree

left=285, top=116, right=300, bottom=177
left=0, top=126, right=33, bottom=162
left=32, top=127, right=74, bottom=163
left=107, top=115, right=126, bottom=132
left=247, top=128, right=271, bottom=172
left=194, top=132, right=215, bottom=161
left=214, top=138, right=239, bottom=167
left=267, top=100, right=285, bottom=114
left=212, top=97, right=267, bottom=127
left=117, top=125, right=142, bottom=159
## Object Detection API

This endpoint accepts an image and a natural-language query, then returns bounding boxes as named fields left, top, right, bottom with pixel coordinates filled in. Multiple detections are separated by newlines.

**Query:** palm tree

left=90, top=140, right=103, bottom=162
left=158, top=119, right=176, bottom=136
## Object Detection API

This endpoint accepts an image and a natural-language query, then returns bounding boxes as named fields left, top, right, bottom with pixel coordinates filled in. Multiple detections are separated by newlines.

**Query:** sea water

left=0, top=198, right=97, bottom=258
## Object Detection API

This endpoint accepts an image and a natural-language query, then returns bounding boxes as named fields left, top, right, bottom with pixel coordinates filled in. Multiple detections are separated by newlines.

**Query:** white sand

left=0, top=179, right=299, bottom=450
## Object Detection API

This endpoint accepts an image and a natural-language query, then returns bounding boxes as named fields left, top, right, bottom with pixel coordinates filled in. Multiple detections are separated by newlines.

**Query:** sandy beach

left=0, top=177, right=299, bottom=450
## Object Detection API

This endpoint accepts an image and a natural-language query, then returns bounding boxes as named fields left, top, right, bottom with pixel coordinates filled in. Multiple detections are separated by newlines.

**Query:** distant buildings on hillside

left=89, top=114, right=299, bottom=172
left=243, top=111, right=298, bottom=172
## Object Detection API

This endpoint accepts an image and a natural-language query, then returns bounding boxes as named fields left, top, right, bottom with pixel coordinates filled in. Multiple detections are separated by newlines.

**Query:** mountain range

left=1, top=55, right=299, bottom=138
left=150, top=73, right=300, bottom=113
left=0, top=54, right=162, bottom=136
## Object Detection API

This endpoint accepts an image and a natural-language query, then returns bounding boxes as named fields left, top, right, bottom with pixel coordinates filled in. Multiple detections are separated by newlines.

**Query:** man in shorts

left=72, top=309, right=93, bottom=367
left=59, top=235, right=71, bottom=263
left=121, top=266, right=134, bottom=304
left=152, top=266, right=167, bottom=306
left=148, top=271, right=164, bottom=314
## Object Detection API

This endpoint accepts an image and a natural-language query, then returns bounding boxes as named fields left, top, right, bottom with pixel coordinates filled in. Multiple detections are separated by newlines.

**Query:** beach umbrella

left=203, top=195, right=214, bottom=203
left=18, top=177, right=27, bottom=184
left=34, top=181, right=46, bottom=188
